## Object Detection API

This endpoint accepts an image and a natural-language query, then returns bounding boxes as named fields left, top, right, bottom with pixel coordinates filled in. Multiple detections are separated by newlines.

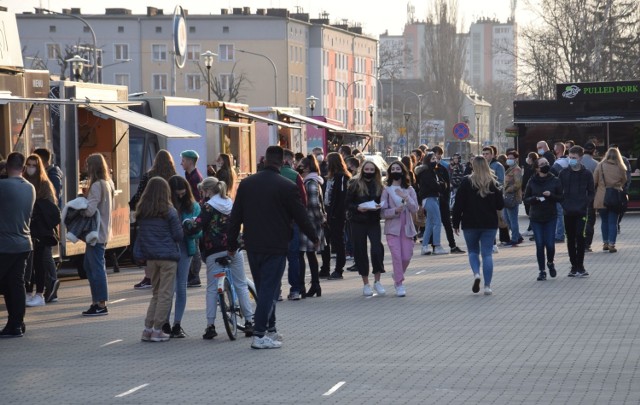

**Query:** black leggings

left=350, top=221, right=385, bottom=277
left=299, top=251, right=320, bottom=291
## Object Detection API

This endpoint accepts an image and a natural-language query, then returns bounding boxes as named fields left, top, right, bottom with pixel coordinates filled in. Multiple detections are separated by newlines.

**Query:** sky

left=5, top=0, right=541, bottom=37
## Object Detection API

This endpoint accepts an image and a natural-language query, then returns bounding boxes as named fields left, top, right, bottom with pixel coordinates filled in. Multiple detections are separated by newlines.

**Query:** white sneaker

left=373, top=281, right=386, bottom=295
left=484, top=286, right=493, bottom=295
left=251, top=335, right=282, bottom=349
left=421, top=246, right=432, bottom=255
left=492, top=245, right=499, bottom=254
left=25, top=293, right=33, bottom=305
left=265, top=331, right=284, bottom=342
left=395, top=285, right=406, bottom=297
left=363, top=284, right=373, bottom=296
left=433, top=246, right=449, bottom=255
left=26, top=294, right=45, bottom=307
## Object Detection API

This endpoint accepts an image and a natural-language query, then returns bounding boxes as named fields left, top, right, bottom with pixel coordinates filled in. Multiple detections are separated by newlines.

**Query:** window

left=218, top=44, right=234, bottom=61
left=118, top=26, right=124, bottom=33
left=186, top=74, right=201, bottom=91
left=152, top=44, right=167, bottom=61
left=219, top=74, right=234, bottom=92
left=189, top=26, right=196, bottom=33
left=223, top=26, right=229, bottom=33
left=114, top=44, right=129, bottom=61
left=49, top=25, right=56, bottom=33
left=155, top=26, right=162, bottom=33
left=46, top=44, right=60, bottom=59
left=186, top=44, right=201, bottom=61
left=152, top=74, right=168, bottom=91
left=83, top=26, right=90, bottom=33
left=114, top=74, right=130, bottom=87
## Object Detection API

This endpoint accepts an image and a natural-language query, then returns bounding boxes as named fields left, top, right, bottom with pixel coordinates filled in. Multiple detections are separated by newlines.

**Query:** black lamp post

left=66, top=55, right=88, bottom=82
left=201, top=50, right=217, bottom=102
left=403, top=112, right=411, bottom=156
left=368, top=104, right=375, bottom=152
left=306, top=95, right=318, bottom=115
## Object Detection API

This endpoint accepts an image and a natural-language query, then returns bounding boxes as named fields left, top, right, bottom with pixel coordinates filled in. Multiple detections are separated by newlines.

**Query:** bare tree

left=195, top=62, right=251, bottom=102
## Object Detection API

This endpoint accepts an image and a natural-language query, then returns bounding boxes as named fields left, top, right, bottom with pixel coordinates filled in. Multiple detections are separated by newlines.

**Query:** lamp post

left=66, top=55, right=88, bottom=82
left=405, top=90, right=423, bottom=146
left=327, top=79, right=361, bottom=130
left=475, top=112, right=481, bottom=156
left=201, top=50, right=217, bottom=102
left=368, top=104, right=375, bottom=152
left=236, top=49, right=278, bottom=106
left=42, top=8, right=98, bottom=83
left=306, top=95, right=318, bottom=115
left=403, top=111, right=411, bottom=156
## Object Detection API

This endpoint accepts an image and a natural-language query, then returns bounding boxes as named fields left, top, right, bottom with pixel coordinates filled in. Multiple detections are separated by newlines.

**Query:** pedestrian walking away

left=593, top=147, right=628, bottom=254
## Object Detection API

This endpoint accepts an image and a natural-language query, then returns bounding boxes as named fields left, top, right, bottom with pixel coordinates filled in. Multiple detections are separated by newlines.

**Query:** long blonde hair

left=603, top=147, right=626, bottom=170
left=86, top=153, right=111, bottom=189
left=199, top=176, right=229, bottom=199
left=136, top=177, right=172, bottom=219
left=348, top=160, right=382, bottom=197
left=469, top=156, right=498, bottom=198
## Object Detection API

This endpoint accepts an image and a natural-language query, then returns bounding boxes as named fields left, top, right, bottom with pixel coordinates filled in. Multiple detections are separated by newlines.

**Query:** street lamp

left=403, top=112, right=412, bottom=156
left=405, top=90, right=422, bottom=146
left=201, top=50, right=217, bottom=102
left=368, top=104, right=375, bottom=153
left=327, top=79, right=361, bottom=130
left=66, top=55, right=88, bottom=82
left=306, top=95, right=318, bottom=115
left=236, top=49, right=278, bottom=105
left=475, top=112, right=481, bottom=156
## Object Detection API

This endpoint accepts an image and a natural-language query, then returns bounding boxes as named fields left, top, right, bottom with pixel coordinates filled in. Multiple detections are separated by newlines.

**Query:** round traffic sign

left=398, top=137, right=407, bottom=146
left=453, top=122, right=470, bottom=140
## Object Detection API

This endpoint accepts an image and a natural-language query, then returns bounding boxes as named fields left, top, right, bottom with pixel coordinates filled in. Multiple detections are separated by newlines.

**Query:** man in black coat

left=227, top=145, right=318, bottom=349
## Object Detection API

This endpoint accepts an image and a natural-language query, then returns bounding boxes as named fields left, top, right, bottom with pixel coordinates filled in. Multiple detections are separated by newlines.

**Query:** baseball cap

left=584, top=142, right=595, bottom=152
left=181, top=150, right=199, bottom=160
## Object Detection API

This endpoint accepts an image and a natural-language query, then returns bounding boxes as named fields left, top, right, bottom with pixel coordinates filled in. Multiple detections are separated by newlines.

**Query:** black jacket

left=326, top=172, right=349, bottom=220
left=345, top=179, right=382, bottom=224
left=31, top=198, right=61, bottom=246
left=452, top=177, right=504, bottom=230
left=558, top=166, right=595, bottom=216
left=227, top=166, right=317, bottom=255
left=417, top=166, right=446, bottom=201
left=524, top=173, right=563, bottom=223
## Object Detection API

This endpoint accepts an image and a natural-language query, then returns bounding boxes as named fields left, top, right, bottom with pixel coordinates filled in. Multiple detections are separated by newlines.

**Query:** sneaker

left=328, top=271, right=344, bottom=280
left=395, top=285, right=406, bottom=297
left=585, top=246, right=593, bottom=253
left=26, top=294, right=45, bottom=307
left=44, top=280, right=60, bottom=303
left=421, top=246, right=432, bottom=255
left=568, top=266, right=577, bottom=277
left=608, top=245, right=617, bottom=253
left=373, top=281, right=386, bottom=295
left=346, top=264, right=359, bottom=272
left=162, top=322, right=172, bottom=335
left=150, top=329, right=170, bottom=342
left=492, top=245, right=499, bottom=253
left=346, top=255, right=354, bottom=261
left=266, top=331, right=284, bottom=342
left=251, top=335, right=282, bottom=349
left=187, top=279, right=202, bottom=288
left=202, top=325, right=217, bottom=340
left=82, top=304, right=108, bottom=316
left=603, top=243, right=609, bottom=251
left=134, top=277, right=152, bottom=289
left=537, top=271, right=547, bottom=281
left=141, top=328, right=152, bottom=342
left=0, top=326, right=24, bottom=338
left=547, top=262, right=557, bottom=278
left=363, top=284, right=373, bottom=297
left=472, top=273, right=481, bottom=293
left=287, top=292, right=301, bottom=301
left=450, top=246, right=466, bottom=254
left=523, top=230, right=534, bottom=236
left=243, top=321, right=254, bottom=337
left=576, top=269, right=590, bottom=278
left=170, top=324, right=186, bottom=338
left=433, top=246, right=449, bottom=255
left=484, top=286, right=493, bottom=295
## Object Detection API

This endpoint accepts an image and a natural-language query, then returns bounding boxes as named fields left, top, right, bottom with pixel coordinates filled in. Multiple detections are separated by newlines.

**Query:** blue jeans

left=462, top=229, right=496, bottom=286
left=531, top=220, right=556, bottom=270
left=168, top=240, right=192, bottom=324
left=246, top=252, right=286, bottom=337
left=555, top=202, right=565, bottom=240
left=422, top=197, right=442, bottom=247
left=599, top=209, right=619, bottom=245
left=83, top=243, right=108, bottom=303
left=205, top=251, right=253, bottom=325
left=287, top=225, right=301, bottom=294
left=503, top=205, right=521, bottom=243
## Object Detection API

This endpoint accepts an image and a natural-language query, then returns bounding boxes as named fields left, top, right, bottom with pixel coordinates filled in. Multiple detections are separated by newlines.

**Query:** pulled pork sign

left=557, top=81, right=640, bottom=102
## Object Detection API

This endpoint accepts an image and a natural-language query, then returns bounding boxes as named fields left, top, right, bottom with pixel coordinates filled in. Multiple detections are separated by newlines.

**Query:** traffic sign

left=398, top=137, right=407, bottom=146
left=452, top=122, right=470, bottom=140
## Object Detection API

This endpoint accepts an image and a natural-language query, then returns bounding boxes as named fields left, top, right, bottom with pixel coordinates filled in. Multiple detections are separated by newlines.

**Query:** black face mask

left=539, top=165, right=550, bottom=174
left=390, top=172, right=403, bottom=181
left=363, top=172, right=375, bottom=180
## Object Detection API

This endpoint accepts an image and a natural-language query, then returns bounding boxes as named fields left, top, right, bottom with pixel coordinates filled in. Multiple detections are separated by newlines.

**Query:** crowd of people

left=0, top=137, right=633, bottom=349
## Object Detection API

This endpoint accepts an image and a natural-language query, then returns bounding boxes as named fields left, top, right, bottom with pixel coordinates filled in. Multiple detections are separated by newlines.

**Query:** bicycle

left=213, top=255, right=257, bottom=340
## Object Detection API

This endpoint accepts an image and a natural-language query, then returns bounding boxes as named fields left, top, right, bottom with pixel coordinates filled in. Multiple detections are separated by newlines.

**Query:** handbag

left=503, top=192, right=517, bottom=208
left=601, top=170, right=626, bottom=213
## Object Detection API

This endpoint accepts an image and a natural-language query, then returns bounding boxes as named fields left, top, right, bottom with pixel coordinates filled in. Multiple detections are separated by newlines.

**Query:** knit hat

left=181, top=150, right=199, bottom=161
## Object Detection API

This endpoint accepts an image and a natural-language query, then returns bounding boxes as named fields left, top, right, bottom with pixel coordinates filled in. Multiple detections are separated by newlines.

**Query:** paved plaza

left=2, top=212, right=640, bottom=404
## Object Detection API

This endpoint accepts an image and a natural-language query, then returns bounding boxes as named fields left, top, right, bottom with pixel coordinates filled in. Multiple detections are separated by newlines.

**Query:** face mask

left=26, top=167, right=36, bottom=176
left=390, top=172, right=403, bottom=181
left=569, top=158, right=579, bottom=167
left=506, top=159, right=515, bottom=166
left=539, top=165, right=550, bottom=174
left=362, top=172, right=375, bottom=180
left=315, top=154, right=324, bottom=162
left=430, top=161, right=438, bottom=169
left=538, top=148, right=545, bottom=155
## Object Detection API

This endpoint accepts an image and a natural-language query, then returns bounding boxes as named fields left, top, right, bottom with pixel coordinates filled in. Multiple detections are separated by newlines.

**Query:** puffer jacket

left=133, top=207, right=183, bottom=262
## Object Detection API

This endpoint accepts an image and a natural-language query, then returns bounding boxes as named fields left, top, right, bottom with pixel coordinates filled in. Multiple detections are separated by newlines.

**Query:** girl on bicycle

left=187, top=177, right=254, bottom=340
left=134, top=177, right=183, bottom=342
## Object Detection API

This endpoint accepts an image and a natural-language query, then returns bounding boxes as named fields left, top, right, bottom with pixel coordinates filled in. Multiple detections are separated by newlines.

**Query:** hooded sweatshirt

left=558, top=165, right=594, bottom=216
left=523, top=173, right=563, bottom=223
left=191, top=194, right=235, bottom=259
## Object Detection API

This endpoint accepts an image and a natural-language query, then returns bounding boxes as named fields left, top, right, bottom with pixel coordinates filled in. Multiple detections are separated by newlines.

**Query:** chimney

left=221, top=8, right=229, bottom=15
left=232, top=8, right=242, bottom=15
left=70, top=8, right=81, bottom=15
left=243, top=7, right=251, bottom=15
left=256, top=9, right=266, bottom=15
left=147, top=7, right=158, bottom=16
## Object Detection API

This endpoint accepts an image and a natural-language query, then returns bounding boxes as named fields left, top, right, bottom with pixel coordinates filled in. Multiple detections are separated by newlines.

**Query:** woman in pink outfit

left=380, top=161, right=419, bottom=297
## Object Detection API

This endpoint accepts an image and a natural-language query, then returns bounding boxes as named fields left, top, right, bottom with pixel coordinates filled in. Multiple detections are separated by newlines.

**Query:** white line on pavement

left=110, top=299, right=126, bottom=304
left=101, top=339, right=123, bottom=347
left=323, top=381, right=346, bottom=396
left=115, top=384, right=149, bottom=398
left=416, top=270, right=426, bottom=274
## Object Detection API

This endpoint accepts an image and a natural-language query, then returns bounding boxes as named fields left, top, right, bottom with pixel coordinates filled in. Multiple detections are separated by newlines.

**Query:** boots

left=305, top=283, right=322, bottom=297
left=537, top=270, right=547, bottom=281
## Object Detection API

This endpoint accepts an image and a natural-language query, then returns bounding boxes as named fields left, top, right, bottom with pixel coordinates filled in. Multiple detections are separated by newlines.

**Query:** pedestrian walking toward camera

left=432, top=146, right=465, bottom=254
left=81, top=153, right=114, bottom=316
left=134, top=177, right=183, bottom=342
left=452, top=156, right=504, bottom=295
left=345, top=160, right=386, bottom=296
left=227, top=146, right=317, bottom=349
left=502, top=150, right=523, bottom=246
left=0, top=153, right=35, bottom=337
left=593, top=147, right=628, bottom=253
left=381, top=161, right=418, bottom=297
left=417, top=152, right=447, bottom=255
left=524, top=157, right=563, bottom=281
left=559, top=146, right=594, bottom=277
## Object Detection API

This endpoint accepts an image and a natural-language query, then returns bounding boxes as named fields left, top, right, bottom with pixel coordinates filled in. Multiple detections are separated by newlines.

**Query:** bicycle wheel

left=221, top=279, right=237, bottom=340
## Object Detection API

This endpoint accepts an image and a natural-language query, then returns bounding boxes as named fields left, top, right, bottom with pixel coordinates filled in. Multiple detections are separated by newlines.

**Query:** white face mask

left=26, top=167, right=36, bottom=176
left=538, top=148, right=545, bottom=155
left=315, top=154, right=324, bottom=162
